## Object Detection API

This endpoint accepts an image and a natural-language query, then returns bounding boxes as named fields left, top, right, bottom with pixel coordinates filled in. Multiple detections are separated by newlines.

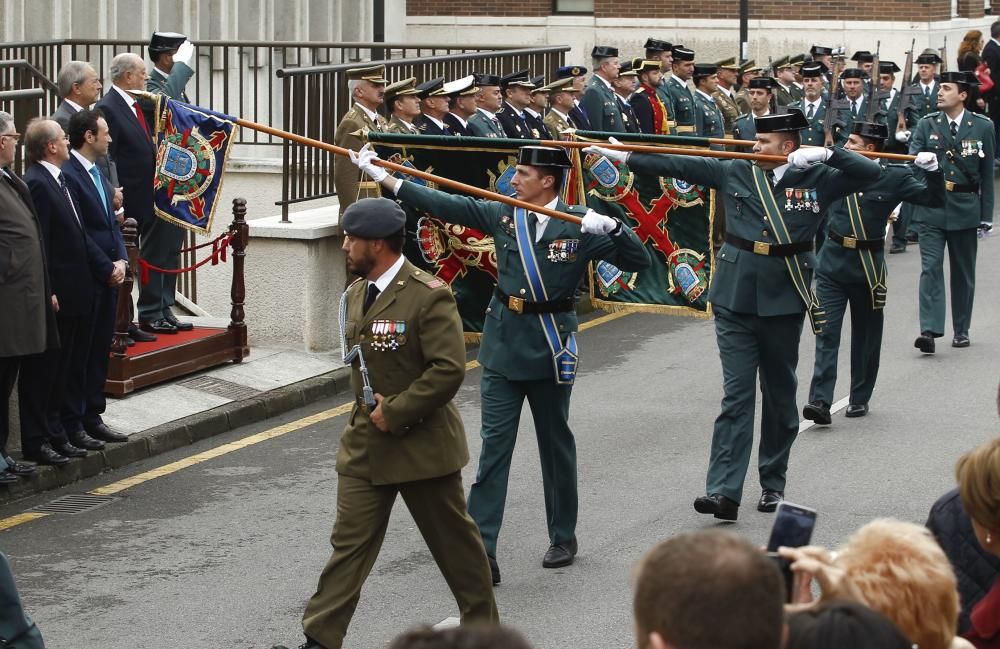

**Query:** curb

left=0, top=367, right=352, bottom=505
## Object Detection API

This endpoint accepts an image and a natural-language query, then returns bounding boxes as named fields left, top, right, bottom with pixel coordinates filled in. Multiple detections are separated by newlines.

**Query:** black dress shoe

left=542, top=537, right=578, bottom=568
left=125, top=336, right=136, bottom=347
left=128, top=325, right=157, bottom=342
left=54, top=442, right=87, bottom=459
left=802, top=400, right=832, bottom=426
left=68, top=431, right=105, bottom=451
left=905, top=231, right=919, bottom=243
left=0, top=471, right=18, bottom=484
left=952, top=334, right=970, bottom=348
left=140, top=318, right=178, bottom=334
left=693, top=493, right=739, bottom=521
left=3, top=457, right=35, bottom=476
left=889, top=242, right=906, bottom=254
left=87, top=423, right=128, bottom=443
left=488, top=555, right=501, bottom=585
left=845, top=403, right=869, bottom=418
left=163, top=312, right=194, bottom=331
left=914, top=332, right=936, bottom=354
left=23, top=444, right=69, bottom=466
left=757, top=489, right=784, bottom=513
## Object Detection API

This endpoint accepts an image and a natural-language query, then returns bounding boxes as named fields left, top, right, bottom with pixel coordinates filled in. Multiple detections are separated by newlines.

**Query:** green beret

left=342, top=198, right=406, bottom=239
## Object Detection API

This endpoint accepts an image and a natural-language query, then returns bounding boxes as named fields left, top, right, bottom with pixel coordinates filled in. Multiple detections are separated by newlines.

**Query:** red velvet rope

left=175, top=231, right=231, bottom=254
left=136, top=232, right=234, bottom=285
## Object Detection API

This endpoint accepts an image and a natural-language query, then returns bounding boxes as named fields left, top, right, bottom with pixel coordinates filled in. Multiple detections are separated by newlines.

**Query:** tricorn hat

left=672, top=46, right=695, bottom=62
left=755, top=110, right=810, bottom=133
left=472, top=72, right=501, bottom=87
left=644, top=38, right=673, bottom=53
left=878, top=61, right=901, bottom=74
left=592, top=45, right=619, bottom=59
left=851, top=121, right=889, bottom=140
left=940, top=70, right=979, bottom=87
left=149, top=31, right=186, bottom=56
left=694, top=64, right=719, bottom=78
left=916, top=49, right=943, bottom=65
left=500, top=69, right=535, bottom=89
left=517, top=146, right=572, bottom=168
left=800, top=62, right=828, bottom=77
left=748, top=77, right=777, bottom=91
left=851, top=50, right=874, bottom=63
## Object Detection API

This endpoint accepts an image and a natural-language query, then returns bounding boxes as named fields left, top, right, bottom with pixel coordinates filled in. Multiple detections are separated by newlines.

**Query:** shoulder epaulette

left=565, top=205, right=589, bottom=215
left=496, top=105, right=507, bottom=115
left=347, top=277, right=365, bottom=291
left=924, top=111, right=942, bottom=119
left=735, top=113, right=750, bottom=121
left=411, top=268, right=447, bottom=289
left=971, top=111, right=992, bottom=121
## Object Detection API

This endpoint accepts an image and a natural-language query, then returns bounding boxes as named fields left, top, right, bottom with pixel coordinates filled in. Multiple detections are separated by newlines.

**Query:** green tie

left=806, top=104, right=814, bottom=119
left=851, top=101, right=858, bottom=117
left=925, top=86, right=931, bottom=98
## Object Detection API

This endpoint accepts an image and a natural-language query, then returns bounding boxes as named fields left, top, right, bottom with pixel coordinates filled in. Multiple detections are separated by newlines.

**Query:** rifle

left=864, top=41, right=891, bottom=123
left=896, top=39, right=921, bottom=133
left=940, top=36, right=949, bottom=73
left=823, top=57, right=850, bottom=145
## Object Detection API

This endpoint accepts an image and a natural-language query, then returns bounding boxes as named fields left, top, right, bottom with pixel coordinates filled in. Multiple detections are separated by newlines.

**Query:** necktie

left=528, top=212, right=539, bottom=243
left=492, top=117, right=502, bottom=134
left=88, top=165, right=109, bottom=216
left=951, top=121, right=958, bottom=138
left=851, top=101, right=858, bottom=117
left=57, top=173, right=82, bottom=227
left=132, top=101, right=150, bottom=137
left=442, top=124, right=452, bottom=135
left=766, top=170, right=777, bottom=187
left=363, top=283, right=380, bottom=314
left=806, top=104, right=815, bottom=119
left=925, top=86, right=931, bottom=98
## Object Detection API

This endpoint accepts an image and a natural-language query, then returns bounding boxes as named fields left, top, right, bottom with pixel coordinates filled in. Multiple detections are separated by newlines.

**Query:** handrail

left=0, top=59, right=59, bottom=93
left=0, top=88, right=45, bottom=101
left=0, top=38, right=532, bottom=49
left=277, top=45, right=572, bottom=77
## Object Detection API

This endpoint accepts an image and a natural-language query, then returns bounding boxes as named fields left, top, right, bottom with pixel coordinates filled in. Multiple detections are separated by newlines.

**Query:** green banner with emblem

left=570, top=131, right=716, bottom=317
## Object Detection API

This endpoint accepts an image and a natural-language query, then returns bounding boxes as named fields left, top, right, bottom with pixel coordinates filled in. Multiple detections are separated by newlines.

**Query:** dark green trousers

left=302, top=472, right=498, bottom=649
left=917, top=224, right=978, bottom=337
left=0, top=552, right=44, bottom=649
left=708, top=307, right=803, bottom=504
left=808, top=273, right=884, bottom=406
left=467, top=367, right=577, bottom=557
left=891, top=203, right=915, bottom=248
left=137, top=215, right=186, bottom=321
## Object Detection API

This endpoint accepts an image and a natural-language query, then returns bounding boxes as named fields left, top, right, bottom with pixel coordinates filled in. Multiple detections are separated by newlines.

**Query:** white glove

left=349, top=143, right=388, bottom=182
left=980, top=221, right=993, bottom=233
left=582, top=136, right=630, bottom=163
left=580, top=209, right=619, bottom=235
left=914, top=152, right=939, bottom=171
left=174, top=40, right=195, bottom=66
left=787, top=147, right=832, bottom=169
left=895, top=130, right=911, bottom=143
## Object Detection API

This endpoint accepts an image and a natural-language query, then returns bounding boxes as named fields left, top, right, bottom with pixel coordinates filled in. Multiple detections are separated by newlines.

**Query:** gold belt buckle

left=842, top=236, right=858, bottom=249
left=508, top=296, right=525, bottom=314
left=753, top=241, right=771, bottom=255
left=945, top=180, right=955, bottom=191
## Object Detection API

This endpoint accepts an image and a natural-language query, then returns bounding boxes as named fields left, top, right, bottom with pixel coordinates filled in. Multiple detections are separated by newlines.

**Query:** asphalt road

left=2, top=229, right=998, bottom=649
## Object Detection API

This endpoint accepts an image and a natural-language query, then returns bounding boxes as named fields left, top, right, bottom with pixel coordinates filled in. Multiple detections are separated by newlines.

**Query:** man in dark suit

left=442, top=76, right=478, bottom=137
left=63, top=109, right=131, bottom=445
left=0, top=111, right=50, bottom=483
left=495, top=70, right=537, bottom=139
left=52, top=60, right=121, bottom=193
left=22, top=119, right=123, bottom=464
left=981, top=21, right=1000, bottom=158
left=413, top=78, right=450, bottom=136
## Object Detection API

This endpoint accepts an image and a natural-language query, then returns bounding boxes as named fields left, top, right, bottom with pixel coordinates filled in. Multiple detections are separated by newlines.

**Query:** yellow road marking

left=0, top=310, right=633, bottom=530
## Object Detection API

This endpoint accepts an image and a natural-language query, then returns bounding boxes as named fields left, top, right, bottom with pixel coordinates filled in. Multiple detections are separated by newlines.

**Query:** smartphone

left=766, top=502, right=818, bottom=602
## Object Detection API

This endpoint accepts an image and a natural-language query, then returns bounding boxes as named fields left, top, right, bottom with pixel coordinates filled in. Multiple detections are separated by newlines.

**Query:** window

left=554, top=0, right=594, bottom=13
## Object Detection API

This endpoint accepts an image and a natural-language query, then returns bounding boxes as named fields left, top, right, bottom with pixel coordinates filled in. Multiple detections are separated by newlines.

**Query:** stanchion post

left=228, top=198, right=248, bottom=355
left=111, top=218, right=139, bottom=356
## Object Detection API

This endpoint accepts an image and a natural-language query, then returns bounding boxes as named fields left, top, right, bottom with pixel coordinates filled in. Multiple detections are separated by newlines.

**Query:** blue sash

left=513, top=207, right=579, bottom=384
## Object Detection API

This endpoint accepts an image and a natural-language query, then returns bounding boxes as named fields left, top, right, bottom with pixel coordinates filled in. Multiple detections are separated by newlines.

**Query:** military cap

left=789, top=53, right=806, bottom=66
left=916, top=49, right=943, bottom=65
left=693, top=64, right=718, bottom=79
left=840, top=68, right=867, bottom=80
left=940, top=70, right=979, bottom=87
left=851, top=50, right=874, bottom=63
left=644, top=38, right=673, bottom=53
left=800, top=62, right=827, bottom=77
left=773, top=55, right=792, bottom=70
left=542, top=77, right=580, bottom=94
left=618, top=60, right=638, bottom=77
left=755, top=110, right=809, bottom=133
left=810, top=45, right=834, bottom=56
left=717, top=56, right=740, bottom=70
left=529, top=75, right=548, bottom=93
left=556, top=65, right=588, bottom=79
left=632, top=59, right=662, bottom=74
left=739, top=59, right=761, bottom=74
left=472, top=72, right=501, bottom=87
left=384, top=77, right=419, bottom=104
left=149, top=31, right=186, bottom=56
left=436, top=75, right=478, bottom=97
left=878, top=61, right=901, bottom=74
left=748, top=77, right=777, bottom=91
left=346, top=64, right=388, bottom=84
left=416, top=77, right=445, bottom=98
left=341, top=198, right=406, bottom=240
left=851, top=121, right=889, bottom=141
left=831, top=47, right=847, bottom=60
left=592, top=46, right=619, bottom=59
left=517, top=145, right=571, bottom=168
left=672, top=46, right=695, bottom=62
left=500, top=69, right=535, bottom=89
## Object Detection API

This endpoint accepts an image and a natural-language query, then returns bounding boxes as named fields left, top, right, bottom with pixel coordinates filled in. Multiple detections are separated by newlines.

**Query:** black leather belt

left=495, top=288, right=574, bottom=314
left=725, top=233, right=812, bottom=257
left=828, top=231, right=884, bottom=251
left=945, top=181, right=979, bottom=193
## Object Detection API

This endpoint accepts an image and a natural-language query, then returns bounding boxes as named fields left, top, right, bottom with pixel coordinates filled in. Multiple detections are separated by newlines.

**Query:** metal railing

left=277, top=45, right=570, bottom=220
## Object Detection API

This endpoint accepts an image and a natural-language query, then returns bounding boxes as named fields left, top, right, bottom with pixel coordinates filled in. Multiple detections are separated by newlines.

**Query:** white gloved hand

left=787, top=147, right=832, bottom=169
left=349, top=143, right=388, bottom=182
left=980, top=221, right=993, bottom=233
left=174, top=40, right=195, bottom=66
left=914, top=152, right=939, bottom=171
left=582, top=136, right=630, bottom=163
left=580, top=209, right=619, bottom=235
left=895, top=130, right=911, bottom=143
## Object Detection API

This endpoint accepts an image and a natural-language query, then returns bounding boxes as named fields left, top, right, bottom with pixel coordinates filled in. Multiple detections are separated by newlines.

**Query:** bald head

left=25, top=119, right=68, bottom=166
left=109, top=53, right=147, bottom=91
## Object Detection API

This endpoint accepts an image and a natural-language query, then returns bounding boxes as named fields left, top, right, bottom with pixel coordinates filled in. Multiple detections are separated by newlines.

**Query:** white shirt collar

left=449, top=113, right=469, bottom=127
left=368, top=254, right=406, bottom=295
left=696, top=89, right=714, bottom=102
left=71, top=149, right=95, bottom=171
left=921, top=80, right=935, bottom=90
left=718, top=85, right=733, bottom=98
left=152, top=66, right=169, bottom=80
left=505, top=101, right=525, bottom=117
left=112, top=84, right=136, bottom=107
left=354, top=102, right=380, bottom=124
left=551, top=107, right=570, bottom=121
left=806, top=97, right=822, bottom=109
left=948, top=110, right=966, bottom=127
left=64, top=98, right=85, bottom=112
left=671, top=75, right=688, bottom=88
left=530, top=196, right=560, bottom=242
left=39, top=160, right=62, bottom=181
left=524, top=107, right=540, bottom=118
left=595, top=75, right=614, bottom=89
left=423, top=114, right=446, bottom=129
left=772, top=163, right=790, bottom=185
left=477, top=107, right=496, bottom=119
left=393, top=115, right=417, bottom=131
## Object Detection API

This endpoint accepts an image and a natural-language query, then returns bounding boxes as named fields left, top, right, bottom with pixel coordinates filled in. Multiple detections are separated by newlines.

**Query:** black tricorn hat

left=592, top=45, right=619, bottom=59
left=672, top=46, right=695, bottom=62
left=149, top=31, right=186, bottom=56
left=810, top=45, right=834, bottom=56
left=800, top=62, right=828, bottom=77
left=841, top=68, right=867, bottom=79
left=341, top=198, right=406, bottom=239
left=694, top=64, right=718, bottom=78
left=851, top=50, right=874, bottom=63
left=851, top=121, right=889, bottom=140
left=644, top=38, right=672, bottom=52
left=473, top=72, right=501, bottom=87
left=500, top=69, right=535, bottom=89
left=517, top=146, right=572, bottom=168
left=916, top=50, right=943, bottom=64
left=755, top=110, right=809, bottom=133
left=940, top=70, right=979, bottom=87
left=748, top=77, right=776, bottom=90
left=878, top=61, right=901, bottom=74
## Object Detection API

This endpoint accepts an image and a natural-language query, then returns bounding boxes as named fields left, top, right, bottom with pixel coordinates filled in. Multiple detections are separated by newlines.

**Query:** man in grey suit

left=0, top=111, right=57, bottom=483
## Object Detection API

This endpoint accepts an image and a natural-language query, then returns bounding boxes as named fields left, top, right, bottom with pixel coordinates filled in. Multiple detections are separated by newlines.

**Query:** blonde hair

left=836, top=519, right=959, bottom=649
left=956, top=437, right=1000, bottom=534
left=958, top=30, right=983, bottom=60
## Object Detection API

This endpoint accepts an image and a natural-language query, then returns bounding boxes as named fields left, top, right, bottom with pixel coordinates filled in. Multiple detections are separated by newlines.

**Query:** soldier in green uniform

left=802, top=122, right=943, bottom=426
left=910, top=71, right=994, bottom=353
left=835, top=68, right=867, bottom=146
left=613, top=60, right=641, bottom=134
left=877, top=61, right=903, bottom=149
left=350, top=144, right=650, bottom=581
left=586, top=112, right=881, bottom=520
left=282, top=199, right=499, bottom=649
left=385, top=77, right=421, bottom=135
left=644, top=38, right=674, bottom=110
left=664, top=46, right=697, bottom=133
left=581, top=46, right=625, bottom=132
left=773, top=57, right=801, bottom=106
left=851, top=50, right=875, bottom=81
left=693, top=64, right=725, bottom=146
left=713, top=57, right=742, bottom=135
left=788, top=62, right=828, bottom=146
left=542, top=77, right=580, bottom=136
left=735, top=60, right=761, bottom=114
left=468, top=73, right=505, bottom=138
left=525, top=75, right=553, bottom=139
left=0, top=553, right=44, bottom=648
left=732, top=77, right=775, bottom=150
left=333, top=65, right=388, bottom=217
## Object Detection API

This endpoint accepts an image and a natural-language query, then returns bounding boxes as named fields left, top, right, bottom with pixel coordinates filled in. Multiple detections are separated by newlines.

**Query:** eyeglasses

left=0, top=132, right=21, bottom=143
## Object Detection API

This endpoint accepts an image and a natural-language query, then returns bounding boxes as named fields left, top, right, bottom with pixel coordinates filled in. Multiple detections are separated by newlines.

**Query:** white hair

left=57, top=61, right=93, bottom=98
left=109, top=53, right=143, bottom=83
left=348, top=79, right=362, bottom=98
left=0, top=111, right=13, bottom=135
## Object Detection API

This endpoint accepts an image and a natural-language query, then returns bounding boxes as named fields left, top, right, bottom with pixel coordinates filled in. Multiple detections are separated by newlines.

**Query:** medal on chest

left=370, top=320, right=407, bottom=351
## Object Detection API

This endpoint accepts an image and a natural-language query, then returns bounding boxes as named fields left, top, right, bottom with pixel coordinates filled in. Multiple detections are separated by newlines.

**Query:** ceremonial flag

left=150, top=97, right=239, bottom=234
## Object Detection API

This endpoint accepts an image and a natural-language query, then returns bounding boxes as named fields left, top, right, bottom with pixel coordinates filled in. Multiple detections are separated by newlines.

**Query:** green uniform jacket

left=819, top=164, right=944, bottom=282
left=664, top=76, right=696, bottom=130
left=836, top=97, right=868, bottom=145
left=731, top=113, right=759, bottom=151
left=0, top=552, right=44, bottom=648
left=146, top=61, right=194, bottom=101
left=694, top=90, right=725, bottom=145
left=337, top=260, right=469, bottom=485
left=713, top=87, right=741, bottom=135
left=387, top=115, right=419, bottom=134
left=628, top=148, right=882, bottom=316
left=775, top=83, right=797, bottom=107
left=334, top=104, right=388, bottom=217
left=580, top=76, right=625, bottom=132
left=789, top=99, right=828, bottom=146
left=468, top=109, right=505, bottom=138
left=735, top=88, right=752, bottom=115
left=909, top=110, right=996, bottom=228
left=396, top=181, right=650, bottom=380
left=907, top=81, right=940, bottom=124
